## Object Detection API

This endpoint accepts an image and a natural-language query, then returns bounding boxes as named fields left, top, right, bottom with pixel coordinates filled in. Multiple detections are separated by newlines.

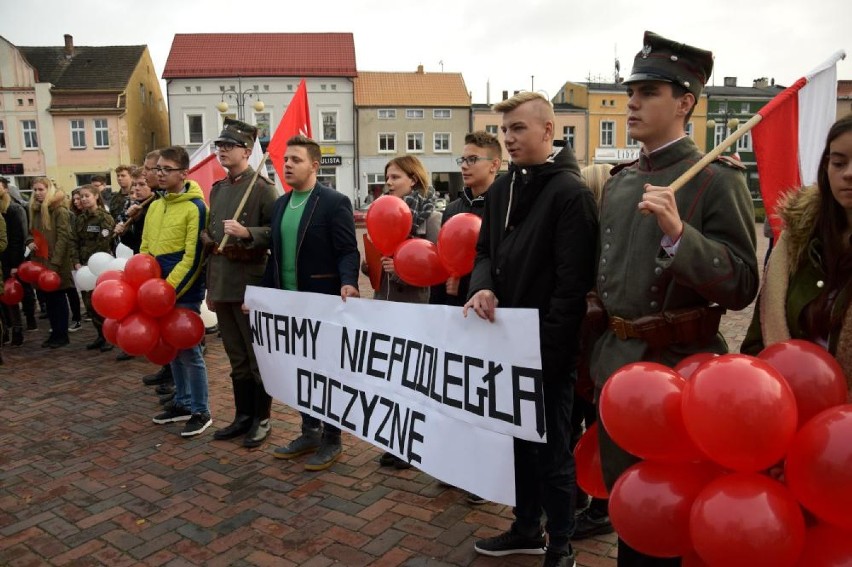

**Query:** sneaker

left=158, top=391, right=175, bottom=405
left=48, top=336, right=70, bottom=349
left=474, top=528, right=546, bottom=557
left=11, top=328, right=24, bottom=347
left=143, top=366, right=173, bottom=386
left=543, top=547, right=576, bottom=567
left=115, top=350, right=134, bottom=361
left=152, top=405, right=192, bottom=424
left=378, top=452, right=411, bottom=469
left=99, top=342, right=114, bottom=352
left=155, top=383, right=174, bottom=396
left=181, top=413, right=213, bottom=437
left=466, top=492, right=486, bottom=505
left=572, top=508, right=614, bottom=540
left=86, top=337, right=106, bottom=350
left=273, top=430, right=321, bottom=459
left=68, top=321, right=82, bottom=332
left=304, top=440, right=342, bottom=471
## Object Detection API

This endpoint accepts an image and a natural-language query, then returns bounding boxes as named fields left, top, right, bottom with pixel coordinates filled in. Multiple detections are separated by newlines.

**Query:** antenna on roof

left=439, top=60, right=444, bottom=72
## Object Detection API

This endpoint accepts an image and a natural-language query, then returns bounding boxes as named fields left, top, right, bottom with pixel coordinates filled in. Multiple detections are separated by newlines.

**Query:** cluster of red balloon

left=573, top=340, right=852, bottom=566
left=91, top=254, right=205, bottom=365
left=365, top=195, right=482, bottom=286
left=11, top=260, right=61, bottom=293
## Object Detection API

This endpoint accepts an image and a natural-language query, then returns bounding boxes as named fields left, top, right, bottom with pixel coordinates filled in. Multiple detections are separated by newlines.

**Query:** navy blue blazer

left=260, top=183, right=359, bottom=295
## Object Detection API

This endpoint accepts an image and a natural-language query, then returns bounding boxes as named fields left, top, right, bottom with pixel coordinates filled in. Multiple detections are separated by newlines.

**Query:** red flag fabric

left=31, top=228, right=48, bottom=259
left=187, top=153, right=226, bottom=204
left=751, top=51, right=845, bottom=237
left=267, top=79, right=312, bottom=192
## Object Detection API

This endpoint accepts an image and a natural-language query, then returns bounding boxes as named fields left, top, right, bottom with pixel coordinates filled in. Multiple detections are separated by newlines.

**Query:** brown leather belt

left=608, top=304, right=725, bottom=348
left=212, top=245, right=268, bottom=263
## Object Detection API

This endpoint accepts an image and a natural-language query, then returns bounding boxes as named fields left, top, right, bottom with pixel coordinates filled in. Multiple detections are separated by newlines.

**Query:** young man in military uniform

left=589, top=31, right=759, bottom=566
left=205, top=119, right=278, bottom=448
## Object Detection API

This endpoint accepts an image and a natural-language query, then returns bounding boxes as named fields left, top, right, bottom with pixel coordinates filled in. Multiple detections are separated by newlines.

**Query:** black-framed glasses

left=455, top=156, right=491, bottom=166
left=214, top=142, right=238, bottom=151
left=154, top=166, right=185, bottom=174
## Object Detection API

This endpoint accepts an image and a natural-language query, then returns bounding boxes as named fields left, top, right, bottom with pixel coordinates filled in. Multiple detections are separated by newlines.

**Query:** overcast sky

left=2, top=0, right=850, bottom=105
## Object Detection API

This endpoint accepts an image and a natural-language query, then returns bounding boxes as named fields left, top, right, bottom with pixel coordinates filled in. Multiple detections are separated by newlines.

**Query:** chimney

left=416, top=64, right=424, bottom=74
left=753, top=77, right=769, bottom=88
left=723, top=77, right=737, bottom=87
left=64, top=34, right=74, bottom=59
left=502, top=90, right=508, bottom=100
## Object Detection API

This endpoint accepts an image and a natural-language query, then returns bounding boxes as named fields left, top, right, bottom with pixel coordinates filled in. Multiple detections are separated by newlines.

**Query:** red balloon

left=17, top=261, right=44, bottom=284
left=797, top=524, right=852, bottom=566
left=366, top=195, right=413, bottom=256
left=2, top=277, right=24, bottom=305
left=160, top=307, right=205, bottom=350
left=437, top=213, right=482, bottom=277
left=674, top=352, right=719, bottom=379
left=96, top=269, right=125, bottom=287
left=609, top=461, right=721, bottom=557
left=682, top=354, right=798, bottom=472
left=690, top=473, right=806, bottom=567
left=116, top=312, right=160, bottom=356
left=38, top=269, right=61, bottom=292
left=102, top=318, right=120, bottom=345
left=91, top=279, right=137, bottom=320
left=681, top=551, right=712, bottom=567
left=599, top=362, right=704, bottom=462
left=758, top=339, right=848, bottom=428
left=785, top=405, right=852, bottom=532
left=393, top=239, right=450, bottom=287
left=574, top=423, right=609, bottom=498
left=123, top=254, right=162, bottom=288
left=145, top=337, right=178, bottom=365
left=136, top=279, right=176, bottom=318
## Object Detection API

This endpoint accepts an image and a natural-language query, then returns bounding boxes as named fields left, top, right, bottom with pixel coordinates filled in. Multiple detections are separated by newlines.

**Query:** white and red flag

left=752, top=50, right=846, bottom=236
left=187, top=136, right=265, bottom=203
left=267, top=79, right=312, bottom=192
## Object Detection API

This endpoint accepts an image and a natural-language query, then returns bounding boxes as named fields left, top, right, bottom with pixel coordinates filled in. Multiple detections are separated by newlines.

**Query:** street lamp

left=706, top=103, right=740, bottom=153
left=216, top=76, right=265, bottom=120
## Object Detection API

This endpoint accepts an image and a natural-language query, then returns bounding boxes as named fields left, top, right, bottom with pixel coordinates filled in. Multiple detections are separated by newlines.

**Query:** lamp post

left=216, top=76, right=264, bottom=121
left=706, top=101, right=740, bottom=154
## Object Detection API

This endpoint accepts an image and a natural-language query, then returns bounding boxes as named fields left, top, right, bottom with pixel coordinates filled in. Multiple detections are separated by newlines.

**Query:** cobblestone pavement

left=0, top=227, right=769, bottom=566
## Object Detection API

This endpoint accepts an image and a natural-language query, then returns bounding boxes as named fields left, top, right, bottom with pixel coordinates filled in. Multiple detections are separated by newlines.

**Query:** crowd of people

left=2, top=28, right=850, bottom=567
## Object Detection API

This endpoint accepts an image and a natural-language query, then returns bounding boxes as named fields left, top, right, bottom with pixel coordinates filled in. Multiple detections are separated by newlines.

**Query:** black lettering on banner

left=464, top=356, right=486, bottom=416
left=327, top=378, right=342, bottom=422
left=262, top=311, right=274, bottom=353
left=274, top=314, right=288, bottom=353
left=411, top=341, right=431, bottom=397
left=426, top=346, right=442, bottom=403
left=389, top=401, right=410, bottom=452
left=513, top=366, right=546, bottom=437
left=442, top=352, right=464, bottom=409
left=307, top=319, right=321, bottom=359
left=407, top=410, right=425, bottom=464
left=366, top=332, right=390, bottom=379
left=296, top=368, right=312, bottom=409
left=359, top=391, right=379, bottom=437
left=311, top=372, right=328, bottom=415
left=400, top=341, right=420, bottom=391
left=386, top=337, right=407, bottom=383
left=250, top=310, right=263, bottom=347
left=484, top=361, right=513, bottom=424
left=340, top=328, right=367, bottom=373
left=340, top=384, right=358, bottom=430
left=373, top=397, right=394, bottom=446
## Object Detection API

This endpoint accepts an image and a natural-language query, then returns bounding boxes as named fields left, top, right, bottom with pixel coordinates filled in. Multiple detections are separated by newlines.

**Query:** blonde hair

left=29, top=176, right=59, bottom=230
left=581, top=164, right=614, bottom=207
left=493, top=91, right=555, bottom=120
left=0, top=191, right=9, bottom=214
left=385, top=156, right=430, bottom=196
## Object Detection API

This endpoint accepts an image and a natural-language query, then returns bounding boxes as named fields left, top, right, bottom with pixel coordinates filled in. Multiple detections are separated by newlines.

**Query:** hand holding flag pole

left=218, top=151, right=270, bottom=252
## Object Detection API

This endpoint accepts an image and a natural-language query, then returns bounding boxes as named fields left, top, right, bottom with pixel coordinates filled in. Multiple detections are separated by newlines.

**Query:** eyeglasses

left=214, top=142, right=238, bottom=151
left=455, top=156, right=491, bottom=166
left=154, top=166, right=185, bottom=174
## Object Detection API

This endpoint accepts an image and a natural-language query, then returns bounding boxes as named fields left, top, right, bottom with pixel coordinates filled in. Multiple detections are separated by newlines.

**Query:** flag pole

left=217, top=151, right=270, bottom=251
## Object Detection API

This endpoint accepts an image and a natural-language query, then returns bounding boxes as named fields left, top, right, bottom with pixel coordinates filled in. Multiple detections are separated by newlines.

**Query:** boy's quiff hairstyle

left=159, top=146, right=190, bottom=170
left=115, top=164, right=134, bottom=174
left=492, top=91, right=553, bottom=115
left=287, top=135, right=322, bottom=164
left=464, top=131, right=502, bottom=159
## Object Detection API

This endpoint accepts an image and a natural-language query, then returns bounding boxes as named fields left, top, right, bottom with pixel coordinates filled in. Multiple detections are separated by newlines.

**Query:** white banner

left=245, top=286, right=546, bottom=505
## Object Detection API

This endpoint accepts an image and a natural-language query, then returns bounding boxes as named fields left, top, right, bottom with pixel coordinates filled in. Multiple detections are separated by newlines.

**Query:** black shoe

left=155, top=383, right=175, bottom=396
left=273, top=430, right=321, bottom=459
left=11, top=328, right=24, bottom=347
left=181, top=413, right=212, bottom=437
left=115, top=350, right=134, bottom=361
left=243, top=418, right=271, bottom=448
left=49, top=336, right=70, bottom=348
left=474, top=528, right=546, bottom=557
left=543, top=547, right=576, bottom=567
left=378, top=452, right=411, bottom=469
left=213, top=414, right=253, bottom=440
left=99, top=342, right=114, bottom=352
left=205, top=324, right=218, bottom=335
left=304, top=438, right=341, bottom=471
left=26, top=317, right=38, bottom=331
left=86, top=337, right=106, bottom=350
left=466, top=492, right=486, bottom=505
left=572, top=508, right=614, bottom=540
left=68, top=321, right=82, bottom=333
left=41, top=337, right=54, bottom=348
left=158, top=391, right=175, bottom=405
left=152, top=405, right=192, bottom=424
left=143, top=366, right=173, bottom=386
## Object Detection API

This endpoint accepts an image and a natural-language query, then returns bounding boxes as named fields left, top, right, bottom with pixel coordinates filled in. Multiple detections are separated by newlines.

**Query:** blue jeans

left=170, top=302, right=209, bottom=415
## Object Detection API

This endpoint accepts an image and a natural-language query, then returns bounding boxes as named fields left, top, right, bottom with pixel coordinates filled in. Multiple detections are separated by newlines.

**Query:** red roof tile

left=163, top=33, right=357, bottom=79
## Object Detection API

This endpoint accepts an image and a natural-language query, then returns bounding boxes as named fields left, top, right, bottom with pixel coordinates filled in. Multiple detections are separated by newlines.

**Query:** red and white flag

left=187, top=153, right=226, bottom=205
left=752, top=50, right=846, bottom=236
left=267, top=79, right=312, bottom=192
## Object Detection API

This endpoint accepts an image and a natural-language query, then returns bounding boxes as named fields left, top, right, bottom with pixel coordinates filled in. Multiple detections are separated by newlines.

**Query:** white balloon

left=74, top=266, right=97, bottom=291
left=87, top=252, right=115, bottom=276
left=115, top=243, right=134, bottom=259
left=107, top=257, right=127, bottom=272
left=200, top=298, right=218, bottom=328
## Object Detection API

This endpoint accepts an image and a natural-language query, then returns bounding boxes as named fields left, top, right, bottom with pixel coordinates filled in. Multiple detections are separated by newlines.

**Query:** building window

left=378, top=109, right=396, bottom=119
left=70, top=119, right=86, bottom=148
left=736, top=129, right=753, bottom=152
left=253, top=112, right=271, bottom=143
left=434, top=132, right=451, bottom=153
left=406, top=132, right=424, bottom=152
left=718, top=102, right=728, bottom=113
left=139, top=83, right=146, bottom=103
left=686, top=122, right=694, bottom=139
left=317, top=166, right=336, bottom=189
left=185, top=114, right=203, bottom=145
left=485, top=124, right=498, bottom=136
left=0, top=120, right=5, bottom=150
left=563, top=126, right=575, bottom=149
left=94, top=119, right=110, bottom=147
left=626, top=125, right=639, bottom=148
left=378, top=133, right=396, bottom=153
left=741, top=102, right=750, bottom=113
left=433, top=109, right=451, bottom=119
left=714, top=124, right=726, bottom=147
left=22, top=120, right=38, bottom=149
left=28, top=98, right=34, bottom=106
left=367, top=173, right=385, bottom=185
left=405, top=109, right=424, bottom=119
left=600, top=121, right=614, bottom=147
left=320, top=111, right=338, bottom=142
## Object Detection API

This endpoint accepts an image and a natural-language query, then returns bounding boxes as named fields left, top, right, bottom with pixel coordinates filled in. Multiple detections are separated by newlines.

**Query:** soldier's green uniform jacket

left=205, top=167, right=277, bottom=302
left=71, top=207, right=115, bottom=266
